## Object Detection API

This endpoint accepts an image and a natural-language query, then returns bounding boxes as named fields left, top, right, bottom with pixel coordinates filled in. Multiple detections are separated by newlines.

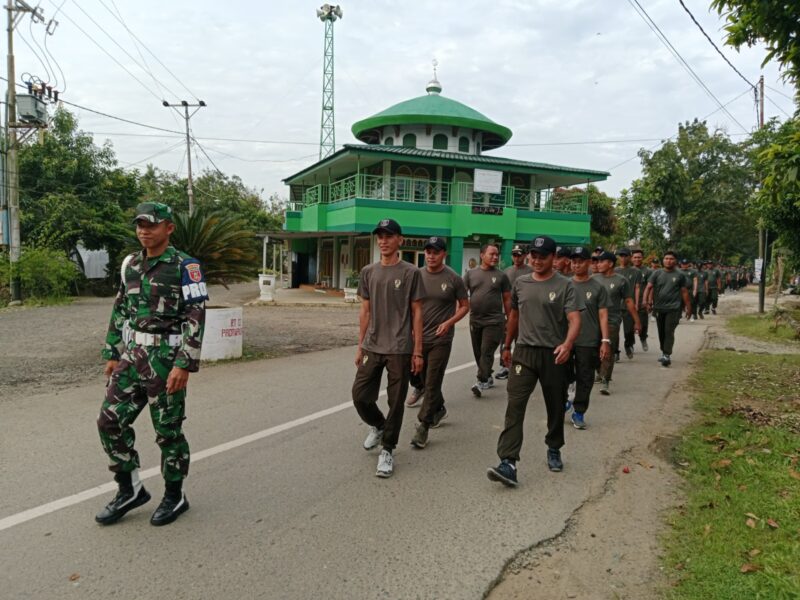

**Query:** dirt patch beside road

left=0, top=283, right=359, bottom=401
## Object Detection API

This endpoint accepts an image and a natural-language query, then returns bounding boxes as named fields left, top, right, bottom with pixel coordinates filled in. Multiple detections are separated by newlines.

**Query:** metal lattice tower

left=317, top=5, right=342, bottom=160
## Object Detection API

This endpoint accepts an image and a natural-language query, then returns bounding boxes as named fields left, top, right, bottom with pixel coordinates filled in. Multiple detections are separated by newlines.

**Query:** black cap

left=556, top=246, right=572, bottom=258
left=596, top=250, right=617, bottom=263
left=616, top=247, right=631, bottom=257
left=424, top=236, right=446, bottom=251
left=679, top=258, right=690, bottom=265
left=594, top=246, right=604, bottom=253
left=372, top=218, right=402, bottom=235
left=511, top=244, right=526, bottom=256
left=570, top=246, right=591, bottom=259
left=529, top=235, right=557, bottom=255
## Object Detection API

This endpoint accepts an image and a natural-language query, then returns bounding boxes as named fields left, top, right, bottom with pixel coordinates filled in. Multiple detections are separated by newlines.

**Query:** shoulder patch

left=180, top=258, right=209, bottom=304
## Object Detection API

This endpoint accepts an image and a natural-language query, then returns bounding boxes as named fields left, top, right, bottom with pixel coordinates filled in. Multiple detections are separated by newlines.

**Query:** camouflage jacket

left=102, top=246, right=208, bottom=372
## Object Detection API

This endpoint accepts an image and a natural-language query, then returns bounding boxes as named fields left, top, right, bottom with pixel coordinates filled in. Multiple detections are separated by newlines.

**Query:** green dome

left=351, top=86, right=512, bottom=151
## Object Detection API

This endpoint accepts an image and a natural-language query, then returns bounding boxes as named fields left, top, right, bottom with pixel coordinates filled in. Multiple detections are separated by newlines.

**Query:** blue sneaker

left=571, top=411, right=586, bottom=430
left=565, top=400, right=572, bottom=413
left=487, top=460, right=518, bottom=487
left=547, top=448, right=563, bottom=472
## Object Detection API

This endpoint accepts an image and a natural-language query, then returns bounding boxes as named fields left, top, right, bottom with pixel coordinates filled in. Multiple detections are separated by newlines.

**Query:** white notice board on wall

left=473, top=169, right=503, bottom=194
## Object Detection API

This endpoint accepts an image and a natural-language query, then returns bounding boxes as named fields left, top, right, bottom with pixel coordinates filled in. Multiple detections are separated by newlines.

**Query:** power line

left=65, top=0, right=181, bottom=101
left=190, top=136, right=224, bottom=175
left=677, top=0, right=754, bottom=90
left=765, top=84, right=796, bottom=103
left=45, top=0, right=163, bottom=102
left=97, top=0, right=200, bottom=101
left=43, top=0, right=68, bottom=93
left=765, top=95, right=792, bottom=118
left=121, top=140, right=186, bottom=167
left=626, top=0, right=750, bottom=133
left=606, top=87, right=753, bottom=171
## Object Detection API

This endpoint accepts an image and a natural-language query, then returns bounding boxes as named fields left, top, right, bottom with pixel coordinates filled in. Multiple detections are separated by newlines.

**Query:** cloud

left=14, top=0, right=794, bottom=201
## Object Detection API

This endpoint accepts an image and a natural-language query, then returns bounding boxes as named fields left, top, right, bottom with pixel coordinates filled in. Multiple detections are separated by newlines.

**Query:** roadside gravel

left=0, top=283, right=359, bottom=401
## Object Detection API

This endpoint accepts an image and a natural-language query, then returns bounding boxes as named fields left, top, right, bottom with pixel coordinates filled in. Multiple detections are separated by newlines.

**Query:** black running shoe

left=430, top=406, right=448, bottom=429
left=625, top=345, right=634, bottom=359
left=547, top=448, right=563, bottom=472
left=487, top=460, right=518, bottom=487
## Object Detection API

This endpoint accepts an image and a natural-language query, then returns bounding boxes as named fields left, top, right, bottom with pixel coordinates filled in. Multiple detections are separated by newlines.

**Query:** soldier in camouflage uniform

left=95, top=202, right=207, bottom=527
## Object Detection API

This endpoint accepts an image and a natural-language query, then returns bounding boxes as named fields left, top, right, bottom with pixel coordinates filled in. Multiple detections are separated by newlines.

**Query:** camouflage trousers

left=97, top=344, right=190, bottom=482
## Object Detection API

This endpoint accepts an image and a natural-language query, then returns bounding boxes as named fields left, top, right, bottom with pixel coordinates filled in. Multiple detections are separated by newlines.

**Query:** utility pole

left=5, top=0, right=43, bottom=304
left=316, top=4, right=342, bottom=160
left=162, top=99, right=205, bottom=216
left=757, top=74, right=766, bottom=314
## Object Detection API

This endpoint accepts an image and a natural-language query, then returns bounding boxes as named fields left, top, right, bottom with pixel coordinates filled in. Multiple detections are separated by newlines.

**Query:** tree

left=711, top=0, right=800, bottom=89
left=619, top=120, right=757, bottom=262
left=552, top=184, right=620, bottom=248
left=18, top=108, right=140, bottom=269
left=754, top=117, right=800, bottom=264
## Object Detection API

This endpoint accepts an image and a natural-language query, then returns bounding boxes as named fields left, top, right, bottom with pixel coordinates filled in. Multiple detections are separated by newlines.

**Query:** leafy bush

left=18, top=247, right=81, bottom=299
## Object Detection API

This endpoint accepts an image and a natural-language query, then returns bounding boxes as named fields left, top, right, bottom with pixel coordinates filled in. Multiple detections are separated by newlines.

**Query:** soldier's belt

left=133, top=331, right=182, bottom=347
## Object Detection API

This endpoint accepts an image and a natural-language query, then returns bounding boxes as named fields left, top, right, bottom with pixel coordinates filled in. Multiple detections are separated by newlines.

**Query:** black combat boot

left=95, top=470, right=151, bottom=525
left=150, top=480, right=190, bottom=526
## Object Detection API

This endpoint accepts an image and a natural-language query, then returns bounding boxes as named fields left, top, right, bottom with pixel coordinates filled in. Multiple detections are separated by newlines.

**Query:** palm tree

left=170, top=208, right=259, bottom=287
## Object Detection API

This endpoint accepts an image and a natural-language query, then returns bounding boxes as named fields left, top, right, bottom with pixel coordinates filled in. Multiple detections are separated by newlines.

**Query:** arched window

left=433, top=134, right=448, bottom=150
left=413, top=168, right=430, bottom=201
left=458, top=136, right=469, bottom=153
left=402, top=133, right=417, bottom=148
left=395, top=166, right=413, bottom=201
left=384, top=136, right=394, bottom=146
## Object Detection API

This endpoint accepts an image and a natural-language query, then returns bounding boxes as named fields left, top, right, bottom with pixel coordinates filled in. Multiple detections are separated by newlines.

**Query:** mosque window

left=402, top=133, right=417, bottom=148
left=384, top=136, right=394, bottom=146
left=458, top=136, right=469, bottom=153
left=433, top=134, right=448, bottom=150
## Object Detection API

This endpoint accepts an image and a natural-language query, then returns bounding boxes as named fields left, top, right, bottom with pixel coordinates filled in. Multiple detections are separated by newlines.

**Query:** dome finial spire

left=426, top=58, right=442, bottom=95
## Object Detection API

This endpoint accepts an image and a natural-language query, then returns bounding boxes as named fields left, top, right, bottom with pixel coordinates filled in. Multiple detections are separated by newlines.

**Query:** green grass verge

left=727, top=311, right=800, bottom=346
left=663, top=351, right=800, bottom=599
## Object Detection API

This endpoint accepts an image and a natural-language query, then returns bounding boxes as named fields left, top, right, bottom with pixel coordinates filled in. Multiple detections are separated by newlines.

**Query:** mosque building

left=281, top=77, right=609, bottom=288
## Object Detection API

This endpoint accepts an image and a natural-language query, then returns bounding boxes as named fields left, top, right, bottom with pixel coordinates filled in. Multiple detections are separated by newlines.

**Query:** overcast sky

left=13, top=0, right=796, bottom=201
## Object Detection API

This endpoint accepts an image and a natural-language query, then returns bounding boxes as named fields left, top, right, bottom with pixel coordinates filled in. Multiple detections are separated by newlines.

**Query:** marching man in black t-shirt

left=407, top=237, right=469, bottom=450
left=352, top=219, right=424, bottom=478
left=487, top=235, right=583, bottom=487
left=643, top=251, right=692, bottom=367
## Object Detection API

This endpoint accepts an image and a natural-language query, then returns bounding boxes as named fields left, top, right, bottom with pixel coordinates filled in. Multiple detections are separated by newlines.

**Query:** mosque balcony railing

left=299, top=175, right=588, bottom=214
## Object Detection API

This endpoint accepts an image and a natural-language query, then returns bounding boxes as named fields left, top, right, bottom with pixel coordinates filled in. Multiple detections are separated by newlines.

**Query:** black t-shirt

left=649, top=269, right=689, bottom=311
left=512, top=273, right=583, bottom=348
left=572, top=277, right=612, bottom=347
left=464, top=267, right=511, bottom=326
left=358, top=261, right=424, bottom=354
left=418, top=265, right=468, bottom=346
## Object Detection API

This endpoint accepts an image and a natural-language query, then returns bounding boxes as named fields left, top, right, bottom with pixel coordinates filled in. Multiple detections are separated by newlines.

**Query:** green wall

left=286, top=198, right=590, bottom=244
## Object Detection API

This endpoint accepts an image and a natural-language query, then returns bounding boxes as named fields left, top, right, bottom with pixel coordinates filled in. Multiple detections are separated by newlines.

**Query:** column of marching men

left=351, top=218, right=704, bottom=483
left=92, top=207, right=739, bottom=530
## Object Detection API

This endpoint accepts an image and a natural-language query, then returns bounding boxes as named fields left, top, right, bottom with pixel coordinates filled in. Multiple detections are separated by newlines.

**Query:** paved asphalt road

left=0, top=316, right=707, bottom=599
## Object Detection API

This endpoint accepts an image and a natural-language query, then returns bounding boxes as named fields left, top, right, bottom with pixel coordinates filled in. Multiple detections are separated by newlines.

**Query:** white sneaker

left=567, top=382, right=576, bottom=403
left=363, top=426, right=383, bottom=451
left=483, top=376, right=495, bottom=390
left=406, top=387, right=424, bottom=407
left=376, top=449, right=393, bottom=478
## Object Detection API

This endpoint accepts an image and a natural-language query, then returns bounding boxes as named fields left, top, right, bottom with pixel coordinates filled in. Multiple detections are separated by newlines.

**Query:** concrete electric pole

left=757, top=74, right=766, bottom=314
left=162, top=100, right=206, bottom=216
left=5, top=0, right=47, bottom=304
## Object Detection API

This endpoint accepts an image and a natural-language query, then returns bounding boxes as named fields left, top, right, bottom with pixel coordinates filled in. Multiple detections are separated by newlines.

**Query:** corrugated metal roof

left=343, top=144, right=610, bottom=177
